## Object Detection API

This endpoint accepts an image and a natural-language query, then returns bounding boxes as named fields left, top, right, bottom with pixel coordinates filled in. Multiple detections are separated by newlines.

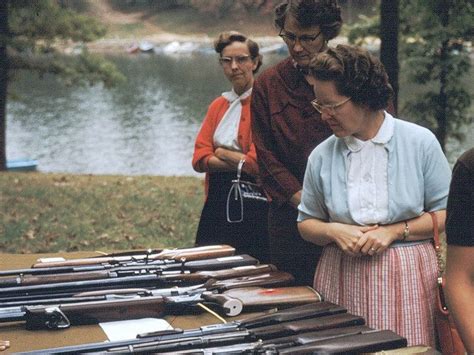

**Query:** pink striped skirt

left=313, top=241, right=438, bottom=347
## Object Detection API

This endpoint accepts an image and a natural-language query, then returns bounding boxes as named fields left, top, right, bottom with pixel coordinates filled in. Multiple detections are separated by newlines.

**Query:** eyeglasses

left=279, top=29, right=322, bottom=47
left=311, top=97, right=351, bottom=114
left=219, top=55, right=252, bottom=66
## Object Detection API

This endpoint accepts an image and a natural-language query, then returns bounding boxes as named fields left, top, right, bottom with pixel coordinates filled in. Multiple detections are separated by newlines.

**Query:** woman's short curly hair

left=309, top=44, right=393, bottom=110
left=274, top=0, right=342, bottom=40
left=214, top=31, right=263, bottom=74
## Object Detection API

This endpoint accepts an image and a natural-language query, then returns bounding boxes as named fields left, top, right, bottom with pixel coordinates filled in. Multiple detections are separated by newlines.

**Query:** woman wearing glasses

left=192, top=31, right=269, bottom=262
left=298, top=45, right=451, bottom=346
left=251, top=0, right=342, bottom=285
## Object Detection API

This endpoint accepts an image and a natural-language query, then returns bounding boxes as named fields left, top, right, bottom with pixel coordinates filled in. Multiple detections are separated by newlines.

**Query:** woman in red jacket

left=192, top=31, right=269, bottom=262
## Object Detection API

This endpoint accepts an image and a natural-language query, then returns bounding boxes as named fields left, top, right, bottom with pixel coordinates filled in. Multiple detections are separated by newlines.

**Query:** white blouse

left=344, top=114, right=394, bottom=225
left=213, top=87, right=252, bottom=152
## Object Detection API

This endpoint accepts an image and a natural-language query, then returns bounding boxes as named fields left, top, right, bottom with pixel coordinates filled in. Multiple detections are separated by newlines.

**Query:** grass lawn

left=0, top=173, right=204, bottom=254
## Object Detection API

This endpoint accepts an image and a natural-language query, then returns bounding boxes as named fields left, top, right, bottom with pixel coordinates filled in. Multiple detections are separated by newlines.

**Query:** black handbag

left=226, top=159, right=268, bottom=223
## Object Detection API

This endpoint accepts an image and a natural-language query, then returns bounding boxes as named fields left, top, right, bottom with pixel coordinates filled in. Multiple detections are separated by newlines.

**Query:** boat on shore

left=6, top=159, right=38, bottom=172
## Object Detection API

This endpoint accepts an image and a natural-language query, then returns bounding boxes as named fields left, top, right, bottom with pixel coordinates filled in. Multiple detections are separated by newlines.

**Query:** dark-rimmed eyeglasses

left=311, top=97, right=351, bottom=114
left=279, top=29, right=322, bottom=47
left=219, top=55, right=252, bottom=66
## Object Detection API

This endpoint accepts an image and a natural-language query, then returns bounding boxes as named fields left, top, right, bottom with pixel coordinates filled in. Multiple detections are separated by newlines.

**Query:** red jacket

left=192, top=95, right=258, bottom=196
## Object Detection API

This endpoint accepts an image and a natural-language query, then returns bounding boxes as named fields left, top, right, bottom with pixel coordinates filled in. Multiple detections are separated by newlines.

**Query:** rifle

left=0, top=245, right=235, bottom=277
left=31, top=244, right=236, bottom=268
left=0, top=263, right=276, bottom=288
left=0, top=255, right=259, bottom=298
left=0, top=274, right=305, bottom=329
left=0, top=269, right=290, bottom=309
left=17, top=302, right=347, bottom=354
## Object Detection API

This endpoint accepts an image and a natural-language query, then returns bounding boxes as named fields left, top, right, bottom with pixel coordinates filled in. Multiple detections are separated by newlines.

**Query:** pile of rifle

left=0, top=245, right=408, bottom=354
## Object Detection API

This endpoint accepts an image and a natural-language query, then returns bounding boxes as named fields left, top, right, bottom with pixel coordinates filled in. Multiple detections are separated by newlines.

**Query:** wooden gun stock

left=0, top=270, right=111, bottom=287
left=278, top=329, right=407, bottom=354
left=202, top=286, right=322, bottom=316
left=208, top=271, right=294, bottom=291
left=252, top=312, right=365, bottom=339
left=160, top=264, right=278, bottom=283
left=31, top=245, right=235, bottom=268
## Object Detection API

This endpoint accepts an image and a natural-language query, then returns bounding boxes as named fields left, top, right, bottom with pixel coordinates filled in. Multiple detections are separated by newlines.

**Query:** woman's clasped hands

left=330, top=223, right=399, bottom=257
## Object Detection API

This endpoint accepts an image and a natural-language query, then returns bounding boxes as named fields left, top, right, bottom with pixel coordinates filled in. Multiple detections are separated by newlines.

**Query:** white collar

left=344, top=111, right=394, bottom=152
left=222, top=87, right=252, bottom=103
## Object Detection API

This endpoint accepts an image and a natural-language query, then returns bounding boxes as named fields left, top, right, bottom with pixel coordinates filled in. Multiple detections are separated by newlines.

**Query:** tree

left=0, top=0, right=125, bottom=171
left=380, top=0, right=399, bottom=114
left=400, top=0, right=472, bottom=151
left=348, top=0, right=472, bottom=151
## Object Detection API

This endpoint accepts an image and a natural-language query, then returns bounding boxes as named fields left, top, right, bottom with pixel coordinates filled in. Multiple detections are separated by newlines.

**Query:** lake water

left=7, top=49, right=473, bottom=176
left=8, top=51, right=288, bottom=176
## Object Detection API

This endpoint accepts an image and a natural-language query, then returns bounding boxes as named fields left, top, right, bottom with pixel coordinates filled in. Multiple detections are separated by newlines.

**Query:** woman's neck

left=354, top=110, right=385, bottom=141
left=233, top=80, right=253, bottom=96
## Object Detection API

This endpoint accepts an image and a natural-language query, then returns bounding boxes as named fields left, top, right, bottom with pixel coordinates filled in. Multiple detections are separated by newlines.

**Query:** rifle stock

left=31, top=245, right=235, bottom=268
left=278, top=329, right=407, bottom=354
left=202, top=286, right=322, bottom=316
left=0, top=270, right=112, bottom=287
left=239, top=301, right=347, bottom=328
left=159, top=264, right=277, bottom=283
left=251, top=312, right=366, bottom=339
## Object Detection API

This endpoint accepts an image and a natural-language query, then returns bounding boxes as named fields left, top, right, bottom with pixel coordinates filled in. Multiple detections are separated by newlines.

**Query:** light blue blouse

left=298, top=113, right=451, bottom=225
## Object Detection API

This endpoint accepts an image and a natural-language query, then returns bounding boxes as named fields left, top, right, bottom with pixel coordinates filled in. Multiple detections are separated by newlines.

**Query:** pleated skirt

left=313, top=241, right=438, bottom=347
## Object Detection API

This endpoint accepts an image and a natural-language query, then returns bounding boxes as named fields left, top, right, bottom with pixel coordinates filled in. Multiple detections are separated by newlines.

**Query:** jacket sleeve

left=251, top=79, right=302, bottom=207
left=192, top=98, right=225, bottom=173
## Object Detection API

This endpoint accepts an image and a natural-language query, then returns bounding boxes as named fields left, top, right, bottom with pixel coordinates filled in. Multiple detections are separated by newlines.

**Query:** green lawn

left=0, top=173, right=204, bottom=253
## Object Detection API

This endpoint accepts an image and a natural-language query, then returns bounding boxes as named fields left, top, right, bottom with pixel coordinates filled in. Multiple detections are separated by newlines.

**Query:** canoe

left=6, top=159, right=38, bottom=172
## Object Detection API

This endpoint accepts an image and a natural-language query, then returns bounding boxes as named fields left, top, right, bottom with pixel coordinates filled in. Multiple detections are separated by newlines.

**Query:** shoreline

left=83, top=33, right=350, bottom=54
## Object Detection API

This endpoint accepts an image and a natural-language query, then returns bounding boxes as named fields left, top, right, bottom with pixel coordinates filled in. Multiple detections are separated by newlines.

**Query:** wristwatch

left=402, top=221, right=410, bottom=241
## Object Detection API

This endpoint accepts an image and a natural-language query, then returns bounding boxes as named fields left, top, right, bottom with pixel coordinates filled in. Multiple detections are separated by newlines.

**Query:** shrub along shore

left=1, top=173, right=204, bottom=254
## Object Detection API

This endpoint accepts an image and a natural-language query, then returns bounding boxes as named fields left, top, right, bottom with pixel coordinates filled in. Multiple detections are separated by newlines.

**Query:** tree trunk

left=437, top=40, right=448, bottom=151
left=0, top=0, right=9, bottom=170
left=435, top=0, right=450, bottom=151
left=380, top=0, right=399, bottom=114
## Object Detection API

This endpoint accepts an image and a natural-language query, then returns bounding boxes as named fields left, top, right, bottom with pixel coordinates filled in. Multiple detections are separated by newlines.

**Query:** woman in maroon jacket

left=251, top=0, right=342, bottom=285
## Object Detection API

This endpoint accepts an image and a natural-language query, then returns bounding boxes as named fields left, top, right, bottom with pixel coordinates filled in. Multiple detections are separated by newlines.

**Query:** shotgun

left=0, top=254, right=259, bottom=298
left=0, top=245, right=235, bottom=277
left=0, top=273, right=300, bottom=328
left=17, top=302, right=347, bottom=354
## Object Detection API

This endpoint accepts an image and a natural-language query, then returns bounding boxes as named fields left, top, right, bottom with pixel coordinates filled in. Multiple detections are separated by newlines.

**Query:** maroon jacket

left=251, top=57, right=332, bottom=207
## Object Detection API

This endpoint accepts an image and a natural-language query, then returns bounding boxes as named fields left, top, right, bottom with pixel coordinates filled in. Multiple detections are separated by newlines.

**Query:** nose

left=292, top=37, right=306, bottom=52
left=293, top=40, right=304, bottom=52
left=320, top=111, right=332, bottom=121
left=231, top=59, right=239, bottom=70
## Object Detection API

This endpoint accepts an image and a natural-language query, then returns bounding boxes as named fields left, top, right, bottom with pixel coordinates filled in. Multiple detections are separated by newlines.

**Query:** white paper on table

left=99, top=318, right=173, bottom=341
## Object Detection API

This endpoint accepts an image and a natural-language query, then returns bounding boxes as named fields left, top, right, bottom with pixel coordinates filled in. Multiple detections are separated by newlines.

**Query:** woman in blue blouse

left=297, top=45, right=451, bottom=347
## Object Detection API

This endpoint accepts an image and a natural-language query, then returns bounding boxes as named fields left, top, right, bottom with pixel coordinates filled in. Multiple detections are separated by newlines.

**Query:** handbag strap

left=428, top=211, right=443, bottom=278
left=236, top=158, right=245, bottom=180
left=430, top=211, right=451, bottom=315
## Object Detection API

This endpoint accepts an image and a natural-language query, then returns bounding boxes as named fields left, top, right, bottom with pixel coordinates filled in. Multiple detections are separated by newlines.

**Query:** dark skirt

left=195, top=171, right=270, bottom=264
left=267, top=203, right=323, bottom=286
